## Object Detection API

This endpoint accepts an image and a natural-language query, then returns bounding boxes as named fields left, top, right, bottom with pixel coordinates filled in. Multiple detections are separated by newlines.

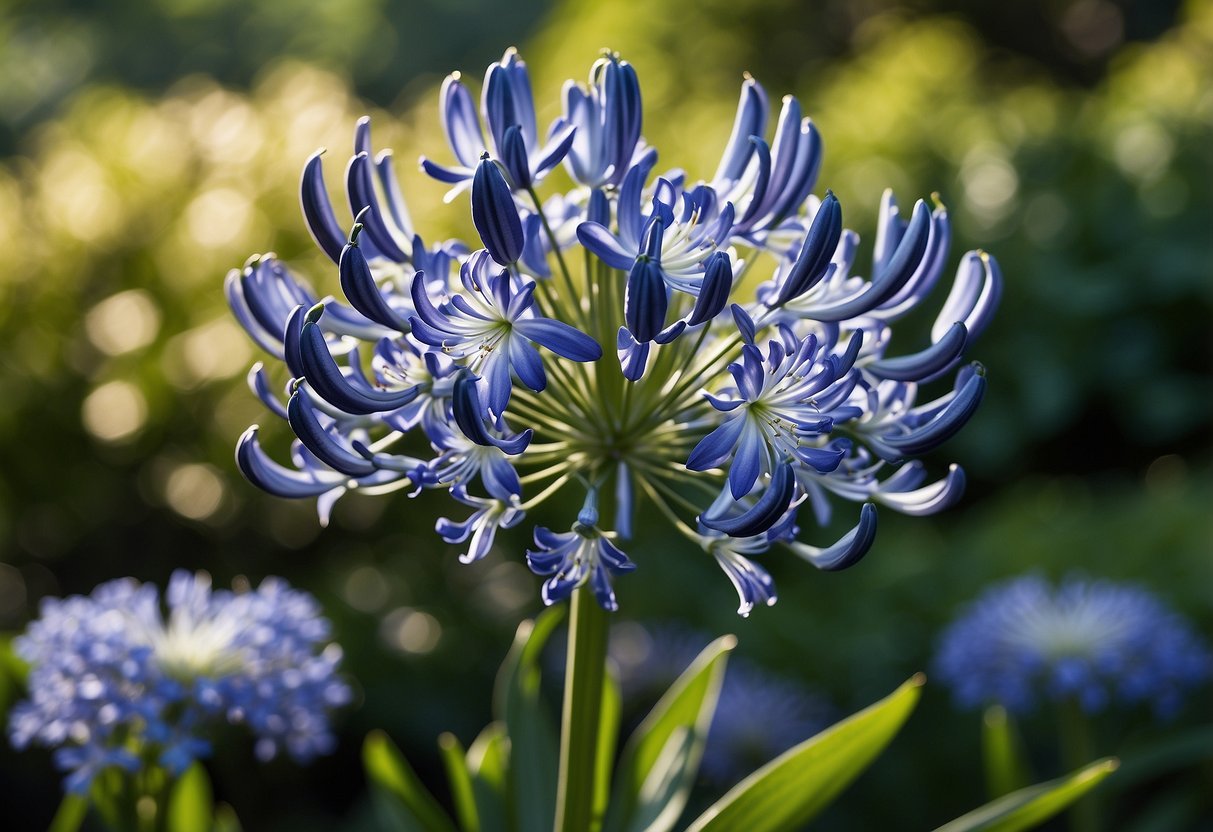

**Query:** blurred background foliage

left=0, top=0, right=1209, bottom=829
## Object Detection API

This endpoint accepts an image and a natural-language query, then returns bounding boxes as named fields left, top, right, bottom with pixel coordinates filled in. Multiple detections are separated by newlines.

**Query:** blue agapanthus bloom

left=230, top=47, right=1002, bottom=614
left=934, top=575, right=1212, bottom=717
left=7, top=572, right=350, bottom=793
left=609, top=623, right=833, bottom=784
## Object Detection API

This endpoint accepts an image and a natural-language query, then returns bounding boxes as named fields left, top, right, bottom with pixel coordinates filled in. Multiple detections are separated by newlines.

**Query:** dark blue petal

left=247, top=363, right=288, bottom=420
left=482, top=453, right=523, bottom=500
left=687, top=251, right=734, bottom=326
left=373, top=150, right=414, bottom=238
left=299, top=318, right=417, bottom=415
left=440, top=74, right=484, bottom=168
left=282, top=304, right=308, bottom=379
left=714, top=76, right=769, bottom=184
left=879, top=463, right=966, bottom=516
left=700, top=462, right=796, bottom=537
left=471, top=156, right=524, bottom=265
left=686, top=415, right=747, bottom=471
left=587, top=188, right=610, bottom=227
left=654, top=320, right=686, bottom=344
left=520, top=213, right=551, bottom=278
left=798, top=503, right=877, bottom=571
left=514, top=317, right=603, bottom=361
left=774, top=191, right=842, bottom=305
left=738, top=136, right=772, bottom=226
left=300, top=151, right=346, bottom=263
left=577, top=222, right=636, bottom=270
left=451, top=371, right=532, bottom=452
left=883, top=366, right=986, bottom=455
left=346, top=151, right=409, bottom=262
left=616, top=327, right=650, bottom=381
left=730, top=304, right=757, bottom=345
left=728, top=420, right=766, bottom=498
left=716, top=551, right=776, bottom=616
left=420, top=157, right=472, bottom=184
left=236, top=427, right=335, bottom=498
left=508, top=336, right=547, bottom=392
left=287, top=393, right=376, bottom=477
left=812, top=199, right=931, bottom=321
left=339, top=228, right=410, bottom=331
left=868, top=321, right=967, bottom=382
left=534, top=122, right=577, bottom=176
left=501, top=125, right=531, bottom=190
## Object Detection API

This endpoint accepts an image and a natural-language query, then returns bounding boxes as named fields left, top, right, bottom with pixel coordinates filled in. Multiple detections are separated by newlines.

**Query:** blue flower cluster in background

left=7, top=571, right=350, bottom=793
left=231, top=47, right=1002, bottom=614
left=934, top=574, right=1212, bottom=717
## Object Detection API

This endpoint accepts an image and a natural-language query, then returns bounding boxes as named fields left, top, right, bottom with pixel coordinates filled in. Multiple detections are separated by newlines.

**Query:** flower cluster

left=609, top=623, right=833, bottom=784
left=8, top=572, right=350, bottom=792
left=231, top=48, right=1001, bottom=613
left=934, top=574, right=1212, bottom=717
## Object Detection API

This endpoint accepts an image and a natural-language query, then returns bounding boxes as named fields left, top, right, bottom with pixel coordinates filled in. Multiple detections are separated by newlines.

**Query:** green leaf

left=932, top=758, right=1119, bottom=832
left=494, top=608, right=564, bottom=832
left=982, top=705, right=1031, bottom=798
left=685, top=673, right=925, bottom=832
left=47, top=794, right=89, bottom=832
left=212, top=803, right=243, bottom=832
left=439, top=732, right=480, bottom=832
left=603, top=634, right=736, bottom=832
left=166, top=762, right=213, bottom=832
left=593, top=668, right=621, bottom=822
left=363, top=730, right=457, bottom=832
left=466, top=722, right=509, bottom=832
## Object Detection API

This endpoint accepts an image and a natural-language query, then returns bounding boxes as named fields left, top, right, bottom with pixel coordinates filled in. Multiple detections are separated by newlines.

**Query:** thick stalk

left=1059, top=699, right=1099, bottom=832
left=553, top=585, right=610, bottom=832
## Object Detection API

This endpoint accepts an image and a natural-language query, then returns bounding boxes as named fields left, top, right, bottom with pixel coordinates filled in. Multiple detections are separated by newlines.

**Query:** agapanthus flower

left=934, top=574, right=1212, bottom=717
left=231, top=47, right=1001, bottom=613
left=7, top=572, right=350, bottom=792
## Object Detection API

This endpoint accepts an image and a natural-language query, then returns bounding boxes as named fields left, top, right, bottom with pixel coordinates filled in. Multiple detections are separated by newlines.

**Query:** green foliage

left=47, top=795, right=89, bottom=832
left=603, top=635, right=735, bottom=832
left=933, top=759, right=1119, bottom=832
left=359, top=620, right=1127, bottom=832
left=982, top=706, right=1032, bottom=799
left=0, top=1, right=1210, bottom=829
left=494, top=609, right=564, bottom=832
left=167, top=763, right=215, bottom=832
left=684, top=674, right=923, bottom=832
left=363, top=730, right=457, bottom=832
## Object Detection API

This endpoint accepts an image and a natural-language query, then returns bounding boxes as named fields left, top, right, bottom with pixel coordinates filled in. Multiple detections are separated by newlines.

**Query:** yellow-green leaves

left=685, top=674, right=925, bottom=832
left=603, top=635, right=735, bottom=832
left=933, top=759, right=1119, bottom=832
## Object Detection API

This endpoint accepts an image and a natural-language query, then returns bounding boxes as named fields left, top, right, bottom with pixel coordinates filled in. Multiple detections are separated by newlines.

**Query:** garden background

left=0, top=0, right=1209, bottom=828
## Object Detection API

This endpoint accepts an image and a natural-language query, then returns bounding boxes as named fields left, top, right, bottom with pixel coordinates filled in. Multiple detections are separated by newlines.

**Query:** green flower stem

left=554, top=584, right=610, bottom=832
left=1059, top=699, right=1099, bottom=832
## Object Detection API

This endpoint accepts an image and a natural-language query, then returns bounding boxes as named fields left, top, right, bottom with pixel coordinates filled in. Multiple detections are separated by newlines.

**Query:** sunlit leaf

left=932, top=758, right=1119, bottom=832
left=439, top=732, right=480, bottom=832
left=685, top=674, right=924, bottom=832
left=493, top=607, right=565, bottom=832
left=603, top=634, right=736, bottom=832
left=47, top=794, right=89, bottom=832
left=466, top=722, right=509, bottom=832
left=982, top=705, right=1031, bottom=798
left=363, top=730, right=456, bottom=832
left=166, top=762, right=213, bottom=832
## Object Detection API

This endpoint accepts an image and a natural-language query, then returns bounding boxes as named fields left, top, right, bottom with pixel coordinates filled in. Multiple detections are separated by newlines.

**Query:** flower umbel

left=933, top=574, right=1212, bottom=717
left=7, top=572, right=350, bottom=792
left=232, top=48, right=1002, bottom=613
